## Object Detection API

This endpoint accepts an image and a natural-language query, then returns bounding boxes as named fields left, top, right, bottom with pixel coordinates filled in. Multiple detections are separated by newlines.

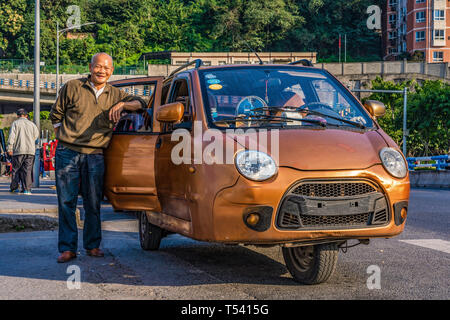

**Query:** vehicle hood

left=228, top=128, right=388, bottom=170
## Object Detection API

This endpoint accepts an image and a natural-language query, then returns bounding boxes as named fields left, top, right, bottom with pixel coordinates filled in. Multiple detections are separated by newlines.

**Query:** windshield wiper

left=294, top=106, right=366, bottom=129
left=254, top=106, right=366, bottom=129
left=213, top=114, right=326, bottom=127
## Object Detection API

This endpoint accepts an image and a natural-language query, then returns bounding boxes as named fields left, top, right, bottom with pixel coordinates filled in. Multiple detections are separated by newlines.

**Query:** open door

left=104, top=77, right=164, bottom=211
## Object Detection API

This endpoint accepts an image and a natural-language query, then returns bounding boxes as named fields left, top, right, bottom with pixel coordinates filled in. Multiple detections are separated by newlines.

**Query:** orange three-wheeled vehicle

left=104, top=60, right=410, bottom=284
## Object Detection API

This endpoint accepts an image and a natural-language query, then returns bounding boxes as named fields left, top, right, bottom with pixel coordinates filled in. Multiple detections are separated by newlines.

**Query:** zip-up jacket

left=50, top=76, right=145, bottom=154
left=7, top=117, right=39, bottom=156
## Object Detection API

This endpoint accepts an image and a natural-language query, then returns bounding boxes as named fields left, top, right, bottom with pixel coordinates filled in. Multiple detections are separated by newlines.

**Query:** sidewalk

left=0, top=176, right=138, bottom=233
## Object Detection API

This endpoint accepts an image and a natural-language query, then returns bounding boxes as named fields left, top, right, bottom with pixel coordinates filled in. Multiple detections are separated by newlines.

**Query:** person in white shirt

left=7, top=108, right=39, bottom=194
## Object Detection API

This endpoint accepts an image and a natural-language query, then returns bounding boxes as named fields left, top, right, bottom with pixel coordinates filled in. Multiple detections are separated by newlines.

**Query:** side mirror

left=156, top=102, right=184, bottom=123
left=364, top=100, right=386, bottom=118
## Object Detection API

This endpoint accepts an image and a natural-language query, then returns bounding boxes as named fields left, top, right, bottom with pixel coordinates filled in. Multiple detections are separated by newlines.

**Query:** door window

left=165, top=77, right=193, bottom=131
left=113, top=83, right=156, bottom=133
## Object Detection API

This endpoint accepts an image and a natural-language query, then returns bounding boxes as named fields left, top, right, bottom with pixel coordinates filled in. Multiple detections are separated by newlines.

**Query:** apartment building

left=383, top=0, right=450, bottom=63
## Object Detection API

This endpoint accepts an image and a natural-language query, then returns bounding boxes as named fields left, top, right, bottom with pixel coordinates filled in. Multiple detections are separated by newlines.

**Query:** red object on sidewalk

left=43, top=140, right=58, bottom=171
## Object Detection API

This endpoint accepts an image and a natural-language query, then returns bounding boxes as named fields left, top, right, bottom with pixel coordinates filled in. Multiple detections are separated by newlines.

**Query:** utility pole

left=402, top=87, right=408, bottom=156
left=33, top=0, right=40, bottom=188
left=338, top=34, right=341, bottom=63
left=344, top=34, right=347, bottom=63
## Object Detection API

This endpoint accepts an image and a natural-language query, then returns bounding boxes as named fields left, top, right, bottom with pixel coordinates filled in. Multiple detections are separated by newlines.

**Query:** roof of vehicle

left=166, top=58, right=318, bottom=79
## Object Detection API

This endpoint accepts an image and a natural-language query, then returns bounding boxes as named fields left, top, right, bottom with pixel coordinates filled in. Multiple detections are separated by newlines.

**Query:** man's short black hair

left=16, top=108, right=28, bottom=116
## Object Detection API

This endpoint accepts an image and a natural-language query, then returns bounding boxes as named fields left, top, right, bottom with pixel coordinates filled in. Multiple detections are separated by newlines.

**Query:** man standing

left=7, top=108, right=39, bottom=194
left=50, top=52, right=145, bottom=263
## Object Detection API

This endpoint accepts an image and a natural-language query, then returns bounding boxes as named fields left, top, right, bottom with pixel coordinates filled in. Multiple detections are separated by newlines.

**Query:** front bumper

left=210, top=165, right=410, bottom=244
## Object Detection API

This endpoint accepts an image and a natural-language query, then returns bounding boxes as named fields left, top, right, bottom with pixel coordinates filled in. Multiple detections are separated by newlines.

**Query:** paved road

left=0, top=188, right=448, bottom=300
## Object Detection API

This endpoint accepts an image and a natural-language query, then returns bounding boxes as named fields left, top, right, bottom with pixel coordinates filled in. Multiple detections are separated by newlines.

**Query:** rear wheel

left=139, top=211, right=163, bottom=251
left=282, top=242, right=339, bottom=285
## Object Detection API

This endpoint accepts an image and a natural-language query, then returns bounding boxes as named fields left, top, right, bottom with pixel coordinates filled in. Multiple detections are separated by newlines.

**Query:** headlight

left=379, top=147, right=407, bottom=178
left=235, top=150, right=277, bottom=181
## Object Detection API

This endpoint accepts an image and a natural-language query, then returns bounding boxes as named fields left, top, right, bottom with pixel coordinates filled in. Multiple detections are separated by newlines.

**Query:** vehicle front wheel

left=139, top=211, right=163, bottom=251
left=282, top=243, right=339, bottom=285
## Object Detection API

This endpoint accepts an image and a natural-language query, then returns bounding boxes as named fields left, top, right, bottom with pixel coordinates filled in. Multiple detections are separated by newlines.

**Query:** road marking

left=399, top=239, right=450, bottom=254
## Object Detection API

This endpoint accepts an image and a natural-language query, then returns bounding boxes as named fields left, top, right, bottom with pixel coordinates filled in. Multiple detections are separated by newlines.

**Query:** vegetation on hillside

left=0, top=0, right=383, bottom=65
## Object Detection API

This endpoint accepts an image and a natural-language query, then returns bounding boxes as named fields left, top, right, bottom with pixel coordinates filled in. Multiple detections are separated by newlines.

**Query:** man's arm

left=6, top=123, right=16, bottom=156
left=49, top=84, right=69, bottom=134
left=33, top=123, right=40, bottom=144
left=109, top=100, right=142, bottom=123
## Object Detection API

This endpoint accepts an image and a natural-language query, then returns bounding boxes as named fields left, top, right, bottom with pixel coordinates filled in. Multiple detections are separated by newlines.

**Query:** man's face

left=89, top=54, right=114, bottom=86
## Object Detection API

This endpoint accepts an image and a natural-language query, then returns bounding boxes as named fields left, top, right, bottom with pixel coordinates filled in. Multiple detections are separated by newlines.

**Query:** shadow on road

left=0, top=229, right=296, bottom=288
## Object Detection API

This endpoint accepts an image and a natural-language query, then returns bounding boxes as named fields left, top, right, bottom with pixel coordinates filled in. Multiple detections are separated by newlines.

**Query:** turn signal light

left=401, top=208, right=407, bottom=220
left=246, top=213, right=260, bottom=226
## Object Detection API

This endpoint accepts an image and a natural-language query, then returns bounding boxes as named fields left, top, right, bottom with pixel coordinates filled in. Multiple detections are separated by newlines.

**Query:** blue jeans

left=55, top=145, right=105, bottom=253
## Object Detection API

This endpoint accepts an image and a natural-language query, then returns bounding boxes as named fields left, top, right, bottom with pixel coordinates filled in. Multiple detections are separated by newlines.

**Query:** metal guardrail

left=0, top=78, right=152, bottom=96
left=0, top=78, right=56, bottom=90
left=407, top=155, right=449, bottom=171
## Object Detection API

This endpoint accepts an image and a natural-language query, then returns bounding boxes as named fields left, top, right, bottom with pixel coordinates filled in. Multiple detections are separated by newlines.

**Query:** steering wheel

left=236, top=96, right=267, bottom=117
left=296, top=102, right=341, bottom=117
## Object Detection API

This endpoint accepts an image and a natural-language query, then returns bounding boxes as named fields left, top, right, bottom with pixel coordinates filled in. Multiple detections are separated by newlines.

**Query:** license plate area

left=286, top=193, right=383, bottom=216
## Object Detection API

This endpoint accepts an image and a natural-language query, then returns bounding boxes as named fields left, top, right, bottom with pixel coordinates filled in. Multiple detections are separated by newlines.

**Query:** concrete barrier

left=409, top=171, right=450, bottom=189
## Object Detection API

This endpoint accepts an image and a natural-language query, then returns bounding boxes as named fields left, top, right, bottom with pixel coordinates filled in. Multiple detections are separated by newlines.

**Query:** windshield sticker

left=207, top=79, right=221, bottom=85
left=209, top=84, right=223, bottom=90
left=205, top=73, right=216, bottom=79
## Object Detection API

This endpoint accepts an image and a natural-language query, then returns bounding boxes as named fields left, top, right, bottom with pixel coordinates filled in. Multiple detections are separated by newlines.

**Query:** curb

left=0, top=209, right=82, bottom=232
left=0, top=208, right=58, bottom=214
left=409, top=171, right=450, bottom=189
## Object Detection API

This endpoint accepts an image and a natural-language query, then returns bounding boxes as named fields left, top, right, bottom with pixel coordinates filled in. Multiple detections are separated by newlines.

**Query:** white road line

left=399, top=239, right=450, bottom=254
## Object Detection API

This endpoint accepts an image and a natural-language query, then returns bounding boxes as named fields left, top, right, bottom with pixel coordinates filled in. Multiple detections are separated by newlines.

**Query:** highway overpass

left=1, top=60, right=448, bottom=114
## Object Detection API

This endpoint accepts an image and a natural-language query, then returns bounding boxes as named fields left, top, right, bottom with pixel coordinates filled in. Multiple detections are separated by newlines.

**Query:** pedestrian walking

left=7, top=108, right=39, bottom=194
left=50, top=52, right=145, bottom=263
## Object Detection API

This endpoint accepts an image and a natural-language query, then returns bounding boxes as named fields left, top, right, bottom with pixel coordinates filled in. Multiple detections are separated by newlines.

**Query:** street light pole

left=33, top=0, right=40, bottom=188
left=56, top=21, right=60, bottom=96
left=56, top=21, right=95, bottom=97
left=402, top=87, right=408, bottom=156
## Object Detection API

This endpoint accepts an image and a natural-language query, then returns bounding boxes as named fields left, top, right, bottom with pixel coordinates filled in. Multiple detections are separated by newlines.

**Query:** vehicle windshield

left=199, top=66, right=374, bottom=129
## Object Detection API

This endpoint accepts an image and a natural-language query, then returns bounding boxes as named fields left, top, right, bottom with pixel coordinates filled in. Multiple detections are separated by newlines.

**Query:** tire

left=139, top=211, right=163, bottom=251
left=282, top=242, right=339, bottom=285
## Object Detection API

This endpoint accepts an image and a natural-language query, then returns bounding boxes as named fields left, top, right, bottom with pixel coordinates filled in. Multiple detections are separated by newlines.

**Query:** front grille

left=291, top=182, right=377, bottom=198
left=277, top=180, right=389, bottom=230
left=300, top=212, right=371, bottom=227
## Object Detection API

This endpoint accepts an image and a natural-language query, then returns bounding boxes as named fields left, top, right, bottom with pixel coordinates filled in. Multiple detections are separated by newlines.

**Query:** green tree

left=365, top=77, right=449, bottom=157
left=407, top=80, right=450, bottom=156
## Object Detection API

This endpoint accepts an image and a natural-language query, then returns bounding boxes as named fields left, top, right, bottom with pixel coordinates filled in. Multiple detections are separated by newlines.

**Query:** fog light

left=242, top=206, right=273, bottom=232
left=401, top=208, right=407, bottom=220
left=393, top=201, right=408, bottom=226
left=246, top=213, right=260, bottom=226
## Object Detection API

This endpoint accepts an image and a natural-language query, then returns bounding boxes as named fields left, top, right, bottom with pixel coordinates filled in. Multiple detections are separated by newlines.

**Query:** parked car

left=104, top=60, right=410, bottom=284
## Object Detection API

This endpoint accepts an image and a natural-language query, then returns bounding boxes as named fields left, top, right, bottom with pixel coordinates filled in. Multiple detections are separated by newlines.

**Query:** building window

left=434, top=10, right=445, bottom=21
left=388, top=47, right=398, bottom=54
left=389, top=0, right=397, bottom=6
left=416, top=11, right=425, bottom=23
left=416, top=0, right=425, bottom=3
left=389, top=14, right=397, bottom=24
left=432, top=52, right=443, bottom=62
left=388, top=31, right=397, bottom=39
left=416, top=31, right=425, bottom=42
left=434, top=29, right=445, bottom=41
